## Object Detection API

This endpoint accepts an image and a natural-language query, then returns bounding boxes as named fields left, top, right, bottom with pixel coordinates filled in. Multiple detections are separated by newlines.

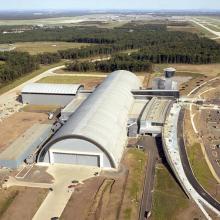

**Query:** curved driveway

left=178, top=109, right=220, bottom=211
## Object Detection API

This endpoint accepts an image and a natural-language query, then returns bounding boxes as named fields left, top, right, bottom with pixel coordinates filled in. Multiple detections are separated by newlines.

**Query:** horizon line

left=1, top=8, right=220, bottom=12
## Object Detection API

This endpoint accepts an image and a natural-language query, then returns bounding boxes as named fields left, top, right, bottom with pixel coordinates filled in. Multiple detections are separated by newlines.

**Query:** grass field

left=55, top=68, right=107, bottom=75
left=0, top=61, right=65, bottom=95
left=37, top=75, right=105, bottom=89
left=38, top=75, right=94, bottom=84
left=0, top=42, right=90, bottom=55
left=186, top=143, right=220, bottom=202
left=206, top=24, right=220, bottom=32
left=167, top=25, right=199, bottom=34
left=0, top=61, right=5, bottom=66
left=120, top=148, right=147, bottom=220
left=184, top=110, right=220, bottom=203
left=151, top=164, right=200, bottom=220
left=190, top=20, right=217, bottom=38
left=155, top=63, right=220, bottom=77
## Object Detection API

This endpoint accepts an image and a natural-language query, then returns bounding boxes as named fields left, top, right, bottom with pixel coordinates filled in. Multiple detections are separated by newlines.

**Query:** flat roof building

left=38, top=70, right=141, bottom=169
left=140, top=97, right=172, bottom=136
left=0, top=124, right=53, bottom=169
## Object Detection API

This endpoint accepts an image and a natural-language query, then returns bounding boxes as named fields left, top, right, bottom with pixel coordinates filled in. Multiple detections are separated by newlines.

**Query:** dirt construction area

left=0, top=112, right=49, bottom=153
left=0, top=186, right=48, bottom=220
left=61, top=148, right=147, bottom=220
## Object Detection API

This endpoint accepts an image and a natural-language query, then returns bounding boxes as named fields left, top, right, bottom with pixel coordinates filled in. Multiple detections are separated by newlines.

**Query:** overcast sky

left=1, top=0, right=220, bottom=11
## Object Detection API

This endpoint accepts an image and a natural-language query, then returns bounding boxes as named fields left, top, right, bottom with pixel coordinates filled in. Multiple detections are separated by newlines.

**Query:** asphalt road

left=178, top=109, right=220, bottom=211
left=138, top=136, right=158, bottom=220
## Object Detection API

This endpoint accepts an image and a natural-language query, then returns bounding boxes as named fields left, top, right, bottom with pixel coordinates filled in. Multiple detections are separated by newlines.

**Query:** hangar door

left=52, top=152, right=100, bottom=167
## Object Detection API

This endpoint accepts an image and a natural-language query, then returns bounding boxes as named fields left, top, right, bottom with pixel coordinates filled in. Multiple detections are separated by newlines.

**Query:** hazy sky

left=1, top=0, right=220, bottom=10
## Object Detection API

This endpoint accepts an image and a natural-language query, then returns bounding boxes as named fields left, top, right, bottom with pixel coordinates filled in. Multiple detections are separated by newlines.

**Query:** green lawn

left=121, top=148, right=147, bottom=220
left=151, top=164, right=189, bottom=220
left=175, top=71, right=203, bottom=79
left=190, top=21, right=217, bottom=38
left=0, top=42, right=90, bottom=55
left=37, top=75, right=90, bottom=84
left=0, top=61, right=65, bottom=95
left=187, top=143, right=220, bottom=201
left=127, top=149, right=146, bottom=200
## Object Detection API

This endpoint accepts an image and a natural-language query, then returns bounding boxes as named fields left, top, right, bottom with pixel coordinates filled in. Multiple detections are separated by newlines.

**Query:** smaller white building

left=21, top=83, right=84, bottom=107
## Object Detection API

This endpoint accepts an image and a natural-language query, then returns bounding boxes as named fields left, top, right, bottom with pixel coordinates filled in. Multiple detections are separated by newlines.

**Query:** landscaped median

left=187, top=142, right=220, bottom=202
left=151, top=164, right=193, bottom=220
left=120, top=148, right=147, bottom=220
left=184, top=110, right=220, bottom=202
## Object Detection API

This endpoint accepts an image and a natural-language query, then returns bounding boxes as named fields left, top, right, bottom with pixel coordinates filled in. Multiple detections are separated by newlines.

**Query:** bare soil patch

left=0, top=112, right=49, bottom=153
left=0, top=186, right=48, bottom=220
left=61, top=149, right=147, bottom=220
left=16, top=166, right=54, bottom=184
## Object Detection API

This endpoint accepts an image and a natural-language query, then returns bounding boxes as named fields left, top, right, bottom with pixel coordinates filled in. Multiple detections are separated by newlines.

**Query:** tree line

left=0, top=51, right=62, bottom=85
left=66, top=54, right=152, bottom=72
left=1, top=23, right=220, bottom=85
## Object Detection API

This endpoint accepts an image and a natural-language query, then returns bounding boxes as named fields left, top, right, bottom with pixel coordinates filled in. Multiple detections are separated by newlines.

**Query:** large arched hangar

left=38, top=70, right=141, bottom=169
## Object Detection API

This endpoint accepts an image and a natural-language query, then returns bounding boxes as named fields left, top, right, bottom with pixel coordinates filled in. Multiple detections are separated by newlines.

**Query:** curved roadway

left=178, top=109, right=220, bottom=211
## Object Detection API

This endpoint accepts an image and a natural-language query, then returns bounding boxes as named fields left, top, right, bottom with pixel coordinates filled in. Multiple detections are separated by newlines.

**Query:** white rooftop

left=22, top=83, right=83, bottom=95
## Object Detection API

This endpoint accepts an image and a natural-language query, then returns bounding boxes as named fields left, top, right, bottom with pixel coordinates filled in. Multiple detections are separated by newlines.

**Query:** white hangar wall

left=21, top=83, right=84, bottom=107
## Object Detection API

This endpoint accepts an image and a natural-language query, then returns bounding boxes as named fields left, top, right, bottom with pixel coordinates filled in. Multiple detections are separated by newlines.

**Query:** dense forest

left=0, top=51, right=62, bottom=84
left=66, top=54, right=152, bottom=72
left=0, top=51, right=39, bottom=84
left=1, top=23, right=220, bottom=85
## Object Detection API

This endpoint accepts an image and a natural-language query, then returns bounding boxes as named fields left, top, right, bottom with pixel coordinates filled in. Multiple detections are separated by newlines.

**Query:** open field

left=37, top=75, right=105, bottom=89
left=0, top=61, right=5, bottom=66
left=0, top=16, right=87, bottom=26
left=184, top=110, right=220, bottom=202
left=119, top=149, right=147, bottom=220
left=167, top=24, right=199, bottom=34
left=55, top=68, right=108, bottom=75
left=151, top=164, right=202, bottom=220
left=0, top=42, right=90, bottom=55
left=187, top=142, right=220, bottom=201
left=189, top=16, right=220, bottom=39
left=190, top=21, right=217, bottom=38
left=0, top=186, right=48, bottom=220
left=0, top=61, right=65, bottom=95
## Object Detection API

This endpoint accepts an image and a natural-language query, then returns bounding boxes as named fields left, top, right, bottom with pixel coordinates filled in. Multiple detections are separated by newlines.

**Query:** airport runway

left=178, top=109, right=220, bottom=211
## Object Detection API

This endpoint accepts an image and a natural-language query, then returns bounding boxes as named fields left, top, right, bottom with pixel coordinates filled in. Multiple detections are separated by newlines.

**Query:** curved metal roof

left=39, top=70, right=141, bottom=168
left=22, top=83, right=83, bottom=95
